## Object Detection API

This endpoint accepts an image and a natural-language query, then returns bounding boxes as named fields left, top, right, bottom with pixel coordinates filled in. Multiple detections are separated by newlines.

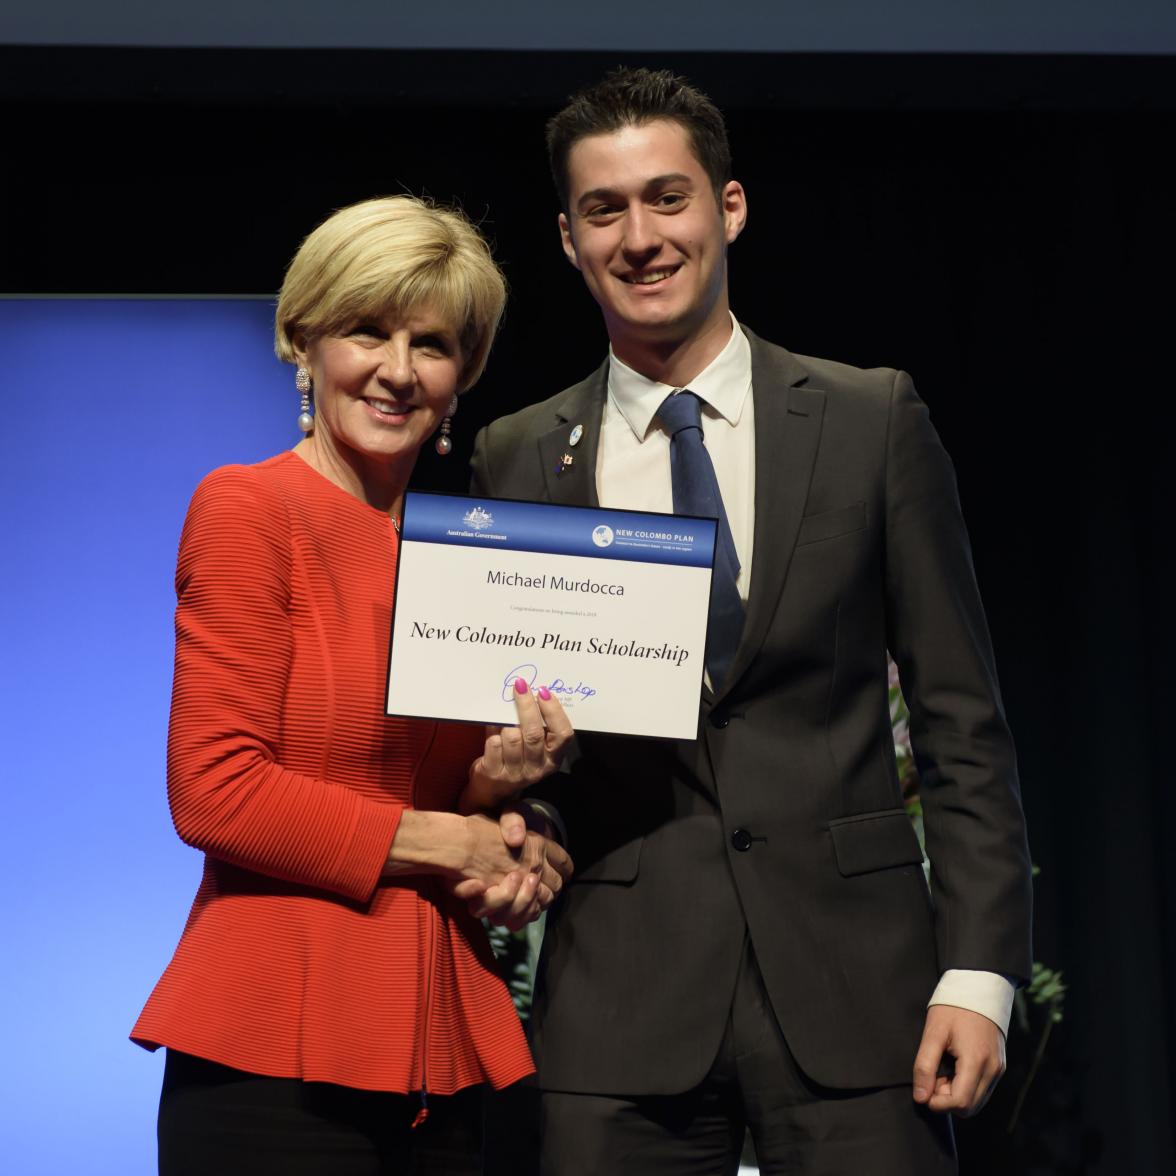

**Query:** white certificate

left=385, top=493, right=717, bottom=739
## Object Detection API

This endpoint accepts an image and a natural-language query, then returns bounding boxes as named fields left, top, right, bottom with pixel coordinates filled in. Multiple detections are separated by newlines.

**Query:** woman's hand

left=449, top=806, right=573, bottom=931
left=459, top=681, right=574, bottom=814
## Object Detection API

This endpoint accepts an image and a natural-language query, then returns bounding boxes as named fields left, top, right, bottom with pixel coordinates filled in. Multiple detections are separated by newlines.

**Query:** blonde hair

left=275, top=195, right=507, bottom=391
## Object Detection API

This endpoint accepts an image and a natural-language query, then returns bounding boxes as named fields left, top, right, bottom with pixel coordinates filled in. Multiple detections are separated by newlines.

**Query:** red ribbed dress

left=131, top=451, right=533, bottom=1094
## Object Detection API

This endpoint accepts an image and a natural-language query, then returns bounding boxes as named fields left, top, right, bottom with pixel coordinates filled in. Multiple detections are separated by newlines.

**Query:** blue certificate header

left=402, top=493, right=716, bottom=568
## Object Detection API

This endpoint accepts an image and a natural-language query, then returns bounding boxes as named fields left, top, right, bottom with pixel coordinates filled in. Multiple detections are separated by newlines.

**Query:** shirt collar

left=606, top=313, right=753, bottom=441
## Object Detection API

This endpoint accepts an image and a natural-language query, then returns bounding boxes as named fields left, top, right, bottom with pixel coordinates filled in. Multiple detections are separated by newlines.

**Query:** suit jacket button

left=711, top=713, right=729, bottom=729
left=730, top=828, right=753, bottom=852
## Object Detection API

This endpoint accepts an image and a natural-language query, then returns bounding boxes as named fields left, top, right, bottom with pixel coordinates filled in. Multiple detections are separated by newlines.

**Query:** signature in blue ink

left=548, top=677, right=598, bottom=700
left=500, top=665, right=598, bottom=702
left=501, top=664, right=539, bottom=702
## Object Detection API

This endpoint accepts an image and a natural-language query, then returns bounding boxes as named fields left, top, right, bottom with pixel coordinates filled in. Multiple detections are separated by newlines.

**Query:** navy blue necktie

left=657, top=390, right=745, bottom=689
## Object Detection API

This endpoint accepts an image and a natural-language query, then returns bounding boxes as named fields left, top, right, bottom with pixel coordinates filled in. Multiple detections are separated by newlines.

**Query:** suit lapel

left=714, top=331, right=825, bottom=704
left=538, top=361, right=607, bottom=507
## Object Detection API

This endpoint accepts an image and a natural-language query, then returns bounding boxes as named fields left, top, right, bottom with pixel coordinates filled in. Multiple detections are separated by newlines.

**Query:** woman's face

left=296, top=305, right=465, bottom=477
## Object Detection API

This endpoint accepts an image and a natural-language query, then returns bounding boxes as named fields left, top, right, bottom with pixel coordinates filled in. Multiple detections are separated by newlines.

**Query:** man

left=472, top=68, right=1032, bottom=1174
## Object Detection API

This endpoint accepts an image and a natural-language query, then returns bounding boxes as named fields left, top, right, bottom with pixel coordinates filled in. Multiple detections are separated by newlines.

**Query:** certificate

left=385, top=493, right=716, bottom=739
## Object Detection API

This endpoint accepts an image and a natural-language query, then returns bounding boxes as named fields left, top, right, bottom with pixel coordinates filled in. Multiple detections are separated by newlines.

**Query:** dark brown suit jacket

left=470, top=327, right=1032, bottom=1094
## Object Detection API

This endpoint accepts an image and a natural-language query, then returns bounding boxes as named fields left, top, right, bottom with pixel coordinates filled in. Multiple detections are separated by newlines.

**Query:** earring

left=295, top=367, right=314, bottom=433
left=435, top=395, right=458, bottom=455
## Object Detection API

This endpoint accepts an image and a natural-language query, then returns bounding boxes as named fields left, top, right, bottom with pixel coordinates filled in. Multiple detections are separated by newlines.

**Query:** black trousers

left=539, top=942, right=957, bottom=1176
left=158, top=1050, right=482, bottom=1176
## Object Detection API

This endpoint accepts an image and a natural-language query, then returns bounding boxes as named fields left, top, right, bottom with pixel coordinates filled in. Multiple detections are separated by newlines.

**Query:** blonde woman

left=132, top=197, right=573, bottom=1175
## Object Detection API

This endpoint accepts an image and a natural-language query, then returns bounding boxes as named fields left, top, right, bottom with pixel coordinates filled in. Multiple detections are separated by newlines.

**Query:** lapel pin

left=569, top=423, right=584, bottom=447
left=555, top=453, right=575, bottom=475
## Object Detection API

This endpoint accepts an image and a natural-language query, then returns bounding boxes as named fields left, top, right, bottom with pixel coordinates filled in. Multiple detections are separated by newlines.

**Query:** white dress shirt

left=596, top=314, right=1015, bottom=1036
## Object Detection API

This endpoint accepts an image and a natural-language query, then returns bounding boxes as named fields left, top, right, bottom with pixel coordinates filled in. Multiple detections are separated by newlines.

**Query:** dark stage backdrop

left=2, top=47, right=1173, bottom=1176
left=4, top=0, right=1175, bottom=54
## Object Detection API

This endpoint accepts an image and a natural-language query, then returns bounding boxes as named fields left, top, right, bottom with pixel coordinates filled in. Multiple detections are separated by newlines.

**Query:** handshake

left=384, top=677, right=574, bottom=932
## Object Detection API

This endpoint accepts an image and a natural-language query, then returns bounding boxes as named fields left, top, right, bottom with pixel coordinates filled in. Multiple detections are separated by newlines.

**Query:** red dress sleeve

left=166, top=465, right=403, bottom=901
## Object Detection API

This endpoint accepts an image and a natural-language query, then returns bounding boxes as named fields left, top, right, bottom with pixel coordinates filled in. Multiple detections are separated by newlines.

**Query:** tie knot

left=657, top=390, right=704, bottom=437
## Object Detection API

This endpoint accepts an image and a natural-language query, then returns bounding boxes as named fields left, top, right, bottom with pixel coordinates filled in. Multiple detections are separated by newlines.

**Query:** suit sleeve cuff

left=927, top=970, right=1015, bottom=1036
left=521, top=799, right=567, bottom=847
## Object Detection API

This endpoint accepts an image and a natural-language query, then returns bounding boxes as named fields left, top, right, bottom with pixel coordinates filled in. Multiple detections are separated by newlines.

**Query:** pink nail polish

left=515, top=677, right=528, bottom=695
left=538, top=686, right=552, bottom=701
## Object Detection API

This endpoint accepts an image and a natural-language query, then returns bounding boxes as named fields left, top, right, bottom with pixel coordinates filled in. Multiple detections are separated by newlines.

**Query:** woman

left=132, top=196, right=573, bottom=1174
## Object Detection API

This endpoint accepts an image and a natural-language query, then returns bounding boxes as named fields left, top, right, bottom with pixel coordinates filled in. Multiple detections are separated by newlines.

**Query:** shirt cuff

left=927, top=970, right=1016, bottom=1036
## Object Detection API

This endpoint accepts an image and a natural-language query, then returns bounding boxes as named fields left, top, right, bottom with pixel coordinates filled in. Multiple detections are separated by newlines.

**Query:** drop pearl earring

left=435, top=395, right=458, bottom=455
left=295, top=367, right=314, bottom=433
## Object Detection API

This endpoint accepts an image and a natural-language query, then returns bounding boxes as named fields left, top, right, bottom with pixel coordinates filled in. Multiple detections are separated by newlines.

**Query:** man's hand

left=912, top=1005, right=1006, bottom=1117
left=459, top=681, right=574, bottom=813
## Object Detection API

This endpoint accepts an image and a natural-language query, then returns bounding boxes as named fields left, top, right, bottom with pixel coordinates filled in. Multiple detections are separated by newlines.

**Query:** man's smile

left=619, top=265, right=682, bottom=286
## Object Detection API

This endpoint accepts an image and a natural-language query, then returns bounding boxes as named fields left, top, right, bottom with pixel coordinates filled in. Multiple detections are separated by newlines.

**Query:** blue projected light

left=0, top=299, right=290, bottom=1176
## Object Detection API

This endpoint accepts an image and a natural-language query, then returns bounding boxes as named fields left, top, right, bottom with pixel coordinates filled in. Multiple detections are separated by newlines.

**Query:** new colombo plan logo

left=463, top=506, right=494, bottom=531
left=591, top=524, right=614, bottom=548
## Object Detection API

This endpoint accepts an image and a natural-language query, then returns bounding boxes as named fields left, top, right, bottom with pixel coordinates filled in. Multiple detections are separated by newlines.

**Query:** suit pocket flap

left=575, top=838, right=642, bottom=884
left=796, top=501, right=867, bottom=547
left=828, top=808, right=923, bottom=877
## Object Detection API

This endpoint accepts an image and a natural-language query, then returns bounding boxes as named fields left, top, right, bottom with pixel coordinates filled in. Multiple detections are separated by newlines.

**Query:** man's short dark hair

left=545, top=67, right=732, bottom=212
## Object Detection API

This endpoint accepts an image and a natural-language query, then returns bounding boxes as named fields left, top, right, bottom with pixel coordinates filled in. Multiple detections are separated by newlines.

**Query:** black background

left=4, top=46, right=1173, bottom=1174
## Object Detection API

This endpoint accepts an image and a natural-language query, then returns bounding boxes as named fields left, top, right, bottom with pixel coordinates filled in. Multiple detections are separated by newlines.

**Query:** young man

left=471, top=68, right=1032, bottom=1175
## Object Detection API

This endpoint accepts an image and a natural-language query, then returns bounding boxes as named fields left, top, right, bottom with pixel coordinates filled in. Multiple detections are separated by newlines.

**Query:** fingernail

left=913, top=1087, right=927, bottom=1100
left=515, top=677, right=528, bottom=695
left=537, top=685, right=552, bottom=701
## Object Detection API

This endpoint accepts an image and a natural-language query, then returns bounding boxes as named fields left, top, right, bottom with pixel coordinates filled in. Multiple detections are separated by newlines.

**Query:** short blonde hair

left=275, top=195, right=507, bottom=391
